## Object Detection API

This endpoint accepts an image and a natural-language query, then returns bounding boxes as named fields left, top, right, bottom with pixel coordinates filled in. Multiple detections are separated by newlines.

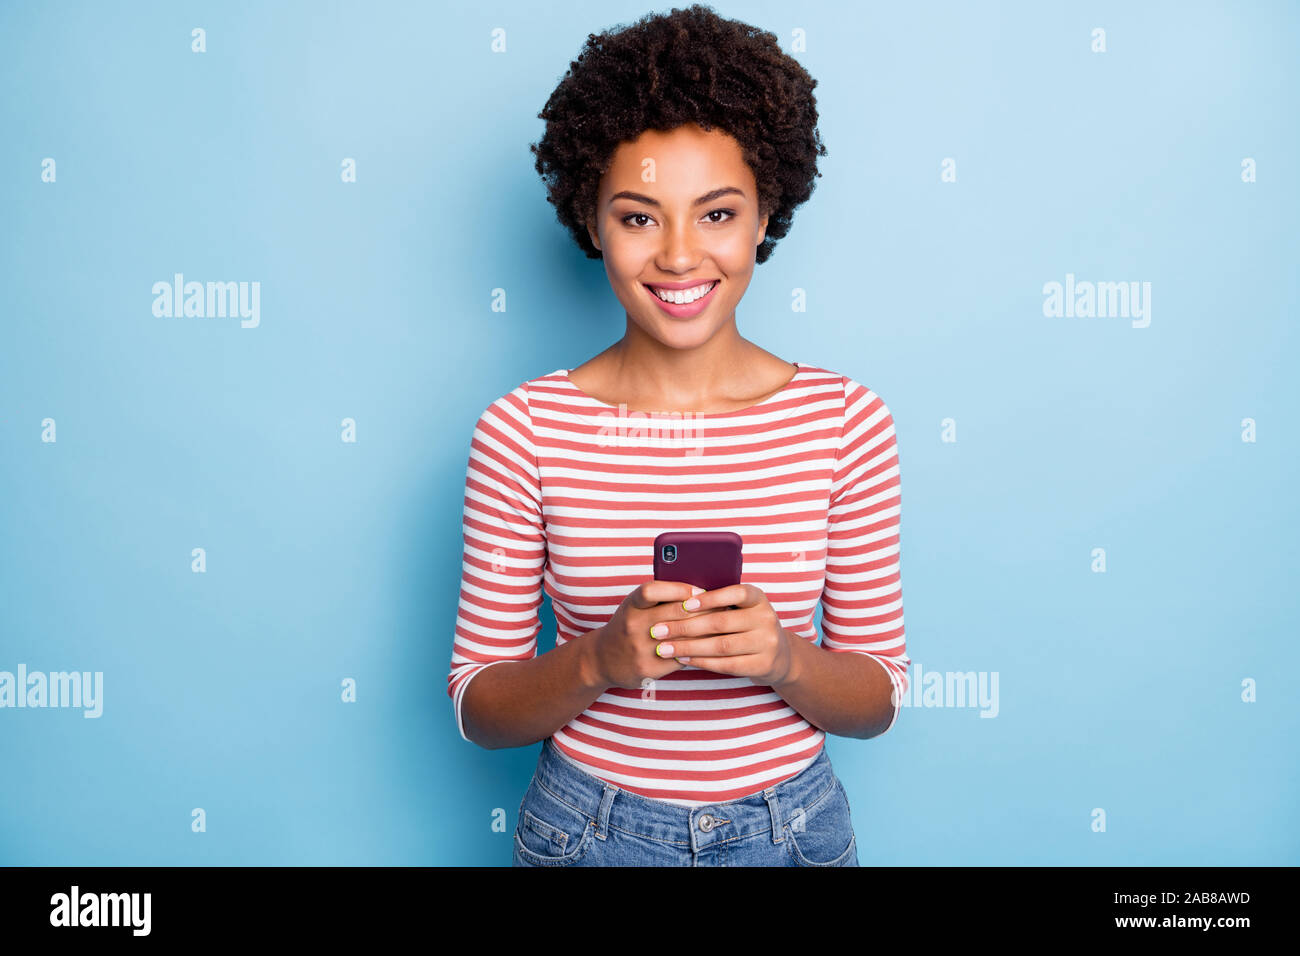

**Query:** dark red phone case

left=652, top=531, right=743, bottom=592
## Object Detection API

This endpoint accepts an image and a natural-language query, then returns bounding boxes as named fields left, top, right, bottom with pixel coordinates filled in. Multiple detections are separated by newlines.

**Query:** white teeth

left=650, top=281, right=716, bottom=304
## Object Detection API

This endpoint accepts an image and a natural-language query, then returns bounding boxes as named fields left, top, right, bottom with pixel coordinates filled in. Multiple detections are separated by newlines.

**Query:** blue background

left=1, top=0, right=1296, bottom=865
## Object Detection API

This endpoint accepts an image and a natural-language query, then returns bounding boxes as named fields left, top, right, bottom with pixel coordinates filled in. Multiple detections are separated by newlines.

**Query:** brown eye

left=621, top=213, right=652, bottom=227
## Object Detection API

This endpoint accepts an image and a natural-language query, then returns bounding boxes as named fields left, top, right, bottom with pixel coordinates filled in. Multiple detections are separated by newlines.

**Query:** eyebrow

left=607, top=186, right=746, bottom=207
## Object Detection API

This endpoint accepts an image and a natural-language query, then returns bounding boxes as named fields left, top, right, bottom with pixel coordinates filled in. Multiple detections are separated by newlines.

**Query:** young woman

left=448, top=3, right=908, bottom=866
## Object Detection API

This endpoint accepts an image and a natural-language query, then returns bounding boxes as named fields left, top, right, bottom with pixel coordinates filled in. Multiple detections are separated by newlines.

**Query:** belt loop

left=762, top=786, right=784, bottom=844
left=595, top=783, right=618, bottom=840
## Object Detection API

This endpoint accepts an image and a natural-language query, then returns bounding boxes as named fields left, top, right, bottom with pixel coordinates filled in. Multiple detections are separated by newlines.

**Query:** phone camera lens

left=662, top=545, right=676, bottom=563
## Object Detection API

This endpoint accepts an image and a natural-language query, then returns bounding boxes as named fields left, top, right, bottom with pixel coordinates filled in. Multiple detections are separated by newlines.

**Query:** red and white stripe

left=448, top=362, right=909, bottom=806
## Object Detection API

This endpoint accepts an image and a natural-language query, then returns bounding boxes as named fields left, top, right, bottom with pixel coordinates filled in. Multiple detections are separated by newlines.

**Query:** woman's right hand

left=589, top=579, right=704, bottom=690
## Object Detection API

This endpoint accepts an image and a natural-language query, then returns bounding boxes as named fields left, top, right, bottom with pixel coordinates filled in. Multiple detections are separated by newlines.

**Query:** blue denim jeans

left=511, top=737, right=859, bottom=866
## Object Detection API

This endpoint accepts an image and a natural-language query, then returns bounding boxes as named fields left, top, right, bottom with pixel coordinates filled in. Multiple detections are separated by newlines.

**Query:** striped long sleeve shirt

left=447, top=361, right=909, bottom=806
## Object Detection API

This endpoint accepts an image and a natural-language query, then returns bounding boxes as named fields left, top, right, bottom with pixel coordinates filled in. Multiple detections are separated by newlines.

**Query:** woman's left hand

left=650, top=583, right=795, bottom=686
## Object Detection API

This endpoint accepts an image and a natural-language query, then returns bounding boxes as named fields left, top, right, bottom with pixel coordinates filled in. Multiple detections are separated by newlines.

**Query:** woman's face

left=586, top=122, right=769, bottom=348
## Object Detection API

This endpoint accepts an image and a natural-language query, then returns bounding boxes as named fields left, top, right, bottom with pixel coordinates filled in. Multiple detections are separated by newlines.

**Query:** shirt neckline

left=556, top=361, right=806, bottom=418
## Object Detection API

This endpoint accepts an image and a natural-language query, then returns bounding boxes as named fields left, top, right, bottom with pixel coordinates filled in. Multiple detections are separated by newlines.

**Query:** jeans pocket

left=784, top=779, right=857, bottom=867
left=513, top=781, right=595, bottom=867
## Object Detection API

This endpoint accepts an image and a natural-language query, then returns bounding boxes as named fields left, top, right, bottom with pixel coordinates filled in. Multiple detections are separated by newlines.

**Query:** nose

left=658, top=216, right=701, bottom=272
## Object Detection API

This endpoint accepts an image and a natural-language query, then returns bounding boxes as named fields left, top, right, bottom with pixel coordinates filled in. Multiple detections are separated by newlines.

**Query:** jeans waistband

left=532, top=738, right=839, bottom=849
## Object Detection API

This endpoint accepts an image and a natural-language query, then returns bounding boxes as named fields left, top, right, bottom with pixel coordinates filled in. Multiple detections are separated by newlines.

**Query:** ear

left=756, top=210, right=769, bottom=248
left=586, top=215, right=601, bottom=253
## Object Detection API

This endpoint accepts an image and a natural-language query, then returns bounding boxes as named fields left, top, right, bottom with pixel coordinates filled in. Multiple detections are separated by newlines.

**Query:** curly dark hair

left=529, top=3, right=827, bottom=265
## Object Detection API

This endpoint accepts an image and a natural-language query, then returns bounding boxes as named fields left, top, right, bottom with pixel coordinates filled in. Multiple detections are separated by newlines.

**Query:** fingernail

left=683, top=598, right=700, bottom=610
left=656, top=643, right=674, bottom=658
left=690, top=586, right=704, bottom=595
left=650, top=623, right=667, bottom=638
left=676, top=656, right=691, bottom=664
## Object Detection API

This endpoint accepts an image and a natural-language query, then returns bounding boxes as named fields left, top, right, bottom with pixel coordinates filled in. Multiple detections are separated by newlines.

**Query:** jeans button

left=698, top=813, right=714, bottom=832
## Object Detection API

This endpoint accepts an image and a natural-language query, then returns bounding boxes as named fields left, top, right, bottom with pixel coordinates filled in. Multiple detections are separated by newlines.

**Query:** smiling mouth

left=643, top=280, right=720, bottom=305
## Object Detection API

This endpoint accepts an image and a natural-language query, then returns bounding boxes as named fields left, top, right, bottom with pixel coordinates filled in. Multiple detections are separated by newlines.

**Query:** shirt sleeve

left=819, top=376, right=910, bottom=735
left=447, top=384, right=546, bottom=744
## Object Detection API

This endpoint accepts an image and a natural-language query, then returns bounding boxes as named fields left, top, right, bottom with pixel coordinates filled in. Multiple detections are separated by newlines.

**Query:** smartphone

left=653, top=531, right=743, bottom=599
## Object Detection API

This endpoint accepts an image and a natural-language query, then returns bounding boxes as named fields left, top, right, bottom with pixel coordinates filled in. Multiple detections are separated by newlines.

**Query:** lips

left=643, top=278, right=721, bottom=291
left=643, top=280, right=718, bottom=304
left=642, top=278, right=721, bottom=317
